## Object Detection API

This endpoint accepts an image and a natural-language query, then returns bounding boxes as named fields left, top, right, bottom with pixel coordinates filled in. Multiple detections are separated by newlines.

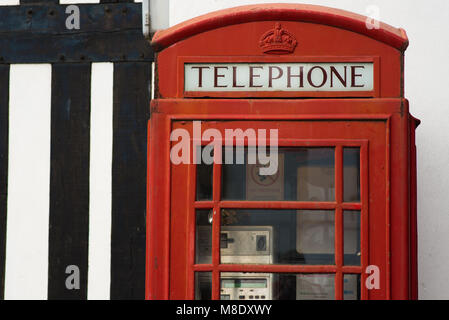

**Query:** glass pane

left=344, top=274, right=361, bottom=300
left=222, top=147, right=335, bottom=202
left=220, top=273, right=335, bottom=300
left=221, top=147, right=246, bottom=200
left=344, top=211, right=361, bottom=266
left=196, top=147, right=213, bottom=201
left=195, top=272, right=212, bottom=300
left=196, top=210, right=213, bottom=264
left=296, top=210, right=335, bottom=262
left=221, top=272, right=272, bottom=300
left=296, top=149, right=335, bottom=202
left=296, top=274, right=335, bottom=300
left=220, top=209, right=334, bottom=265
left=343, top=148, right=360, bottom=202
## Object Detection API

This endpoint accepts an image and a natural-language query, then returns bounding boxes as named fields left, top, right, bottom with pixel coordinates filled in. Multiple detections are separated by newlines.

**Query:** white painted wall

left=169, top=0, right=449, bottom=300
left=0, top=0, right=19, bottom=5
left=5, top=64, right=52, bottom=300
left=88, top=63, right=114, bottom=300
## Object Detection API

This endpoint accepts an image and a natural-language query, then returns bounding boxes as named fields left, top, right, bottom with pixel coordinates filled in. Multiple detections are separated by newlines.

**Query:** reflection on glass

left=219, top=273, right=336, bottom=300
left=218, top=209, right=335, bottom=265
left=195, top=272, right=212, bottom=300
left=221, top=147, right=248, bottom=200
left=344, top=274, right=361, bottom=300
left=296, top=274, right=335, bottom=300
left=221, top=148, right=335, bottom=202
left=196, top=147, right=213, bottom=201
left=344, top=211, right=361, bottom=266
left=296, top=149, right=335, bottom=202
left=297, top=210, right=335, bottom=262
left=343, top=148, right=360, bottom=202
left=196, top=210, right=212, bottom=264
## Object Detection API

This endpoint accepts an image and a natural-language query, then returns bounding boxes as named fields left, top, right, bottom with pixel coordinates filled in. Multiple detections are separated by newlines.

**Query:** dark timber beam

left=0, top=3, right=153, bottom=63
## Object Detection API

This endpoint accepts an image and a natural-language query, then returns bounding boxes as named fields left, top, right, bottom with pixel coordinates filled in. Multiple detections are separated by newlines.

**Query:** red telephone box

left=147, top=4, right=419, bottom=300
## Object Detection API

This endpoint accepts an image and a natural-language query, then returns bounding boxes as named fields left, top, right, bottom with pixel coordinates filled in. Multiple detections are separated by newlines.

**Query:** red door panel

left=169, top=120, right=387, bottom=300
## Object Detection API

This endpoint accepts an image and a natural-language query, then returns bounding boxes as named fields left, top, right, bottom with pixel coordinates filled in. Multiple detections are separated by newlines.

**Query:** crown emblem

left=259, top=23, right=298, bottom=54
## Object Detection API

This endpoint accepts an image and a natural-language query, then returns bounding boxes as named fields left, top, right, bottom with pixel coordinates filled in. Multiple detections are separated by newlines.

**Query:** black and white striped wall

left=0, top=0, right=152, bottom=299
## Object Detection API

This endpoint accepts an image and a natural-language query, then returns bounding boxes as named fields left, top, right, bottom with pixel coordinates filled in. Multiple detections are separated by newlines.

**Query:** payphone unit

left=197, top=226, right=274, bottom=264
left=197, top=225, right=274, bottom=300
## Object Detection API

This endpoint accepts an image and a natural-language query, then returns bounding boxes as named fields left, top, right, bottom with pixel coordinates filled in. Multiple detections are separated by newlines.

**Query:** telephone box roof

left=152, top=4, right=408, bottom=52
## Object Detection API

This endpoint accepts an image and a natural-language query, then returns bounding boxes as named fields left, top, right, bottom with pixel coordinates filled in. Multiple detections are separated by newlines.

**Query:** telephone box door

left=169, top=116, right=389, bottom=300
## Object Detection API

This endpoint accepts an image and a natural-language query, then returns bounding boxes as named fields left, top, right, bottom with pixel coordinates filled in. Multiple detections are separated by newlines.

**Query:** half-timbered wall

left=0, top=0, right=152, bottom=300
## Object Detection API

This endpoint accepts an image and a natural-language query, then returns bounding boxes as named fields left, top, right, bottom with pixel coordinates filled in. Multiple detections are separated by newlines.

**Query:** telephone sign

left=184, top=62, right=375, bottom=93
